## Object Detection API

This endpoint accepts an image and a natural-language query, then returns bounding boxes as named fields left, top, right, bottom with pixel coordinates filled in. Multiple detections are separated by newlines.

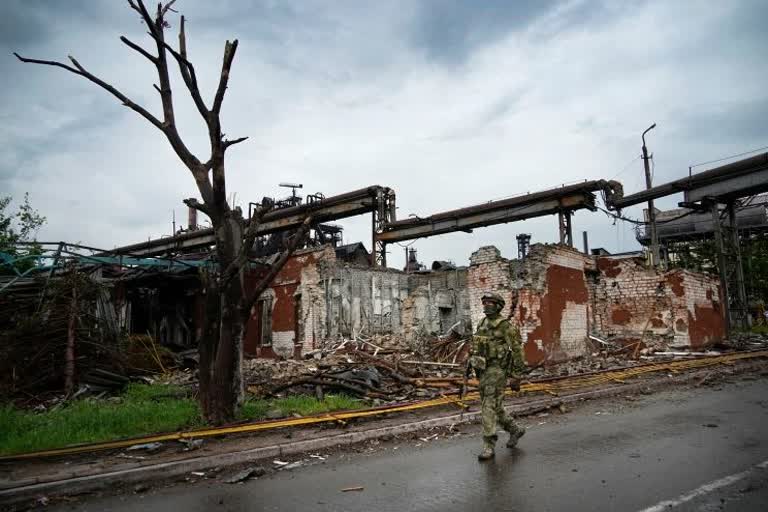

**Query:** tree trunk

left=65, top=277, right=77, bottom=396
left=198, top=213, right=246, bottom=425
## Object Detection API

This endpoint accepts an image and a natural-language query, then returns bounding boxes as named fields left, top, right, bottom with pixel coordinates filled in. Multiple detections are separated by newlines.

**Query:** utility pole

left=642, top=123, right=660, bottom=267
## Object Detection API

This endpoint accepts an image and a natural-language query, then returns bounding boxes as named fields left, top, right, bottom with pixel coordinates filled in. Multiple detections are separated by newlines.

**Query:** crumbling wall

left=591, top=257, right=724, bottom=349
left=284, top=249, right=472, bottom=357
left=468, top=244, right=592, bottom=365
left=407, top=269, right=470, bottom=336
left=516, top=245, right=593, bottom=364
left=256, top=241, right=724, bottom=360
left=467, top=246, right=516, bottom=323
left=674, top=271, right=724, bottom=348
left=293, top=252, right=413, bottom=349
left=247, top=246, right=332, bottom=359
left=591, top=256, right=673, bottom=348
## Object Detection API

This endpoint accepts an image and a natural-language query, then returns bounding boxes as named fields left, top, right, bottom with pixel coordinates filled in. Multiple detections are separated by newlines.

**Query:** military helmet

left=481, top=292, right=505, bottom=307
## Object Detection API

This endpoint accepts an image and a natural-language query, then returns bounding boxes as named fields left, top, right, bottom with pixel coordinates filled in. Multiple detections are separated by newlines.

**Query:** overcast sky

left=2, top=0, right=767, bottom=268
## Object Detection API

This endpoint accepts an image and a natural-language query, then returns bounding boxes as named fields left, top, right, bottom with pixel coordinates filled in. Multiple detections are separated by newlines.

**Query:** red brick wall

left=592, top=258, right=724, bottom=349
left=243, top=247, right=328, bottom=359
left=468, top=245, right=725, bottom=365
left=468, top=244, right=593, bottom=365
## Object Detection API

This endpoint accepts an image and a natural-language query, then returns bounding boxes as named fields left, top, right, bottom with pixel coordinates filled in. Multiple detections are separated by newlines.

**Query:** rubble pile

left=242, top=333, right=472, bottom=402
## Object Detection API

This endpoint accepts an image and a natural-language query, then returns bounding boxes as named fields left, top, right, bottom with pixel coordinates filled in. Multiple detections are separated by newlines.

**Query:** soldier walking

left=469, top=292, right=526, bottom=460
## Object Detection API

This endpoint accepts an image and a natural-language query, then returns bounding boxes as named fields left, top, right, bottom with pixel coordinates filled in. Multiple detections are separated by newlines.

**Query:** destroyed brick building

left=208, top=240, right=725, bottom=363
left=7, top=150, right=766, bottom=398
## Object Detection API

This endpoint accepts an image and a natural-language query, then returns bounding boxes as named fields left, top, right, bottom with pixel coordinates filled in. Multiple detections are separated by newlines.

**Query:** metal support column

left=558, top=211, right=565, bottom=245
left=371, top=188, right=392, bottom=267
left=517, top=233, right=531, bottom=259
left=642, top=123, right=660, bottom=267
left=558, top=210, right=573, bottom=246
left=727, top=201, right=750, bottom=329
left=710, top=202, right=731, bottom=331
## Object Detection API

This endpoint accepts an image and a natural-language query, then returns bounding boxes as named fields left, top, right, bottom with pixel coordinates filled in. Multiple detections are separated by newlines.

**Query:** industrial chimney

left=188, top=205, right=198, bottom=231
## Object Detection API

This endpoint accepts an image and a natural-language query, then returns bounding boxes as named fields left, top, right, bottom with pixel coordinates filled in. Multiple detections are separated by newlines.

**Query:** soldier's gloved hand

left=468, top=355, right=486, bottom=371
left=508, top=377, right=521, bottom=392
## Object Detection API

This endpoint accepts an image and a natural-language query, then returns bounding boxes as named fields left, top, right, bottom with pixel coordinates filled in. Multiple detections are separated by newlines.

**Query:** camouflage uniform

left=470, top=293, right=526, bottom=459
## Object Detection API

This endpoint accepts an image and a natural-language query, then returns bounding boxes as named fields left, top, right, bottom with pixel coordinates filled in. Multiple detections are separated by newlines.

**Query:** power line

left=690, top=145, right=768, bottom=170
left=610, top=154, right=642, bottom=180
left=596, top=205, right=695, bottom=226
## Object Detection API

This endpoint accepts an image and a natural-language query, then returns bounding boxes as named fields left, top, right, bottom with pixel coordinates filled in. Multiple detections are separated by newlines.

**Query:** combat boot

left=506, top=426, right=526, bottom=448
left=478, top=441, right=495, bottom=461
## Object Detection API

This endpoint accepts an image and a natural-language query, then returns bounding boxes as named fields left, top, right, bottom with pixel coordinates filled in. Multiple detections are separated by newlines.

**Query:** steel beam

left=609, top=152, right=768, bottom=209
left=685, top=168, right=768, bottom=203
left=112, top=186, right=390, bottom=257
left=377, top=192, right=593, bottom=244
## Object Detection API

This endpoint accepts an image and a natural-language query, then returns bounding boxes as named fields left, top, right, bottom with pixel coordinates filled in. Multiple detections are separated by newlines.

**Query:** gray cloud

left=2, top=0, right=767, bottom=267
left=409, top=0, right=558, bottom=64
left=1, top=1, right=112, bottom=48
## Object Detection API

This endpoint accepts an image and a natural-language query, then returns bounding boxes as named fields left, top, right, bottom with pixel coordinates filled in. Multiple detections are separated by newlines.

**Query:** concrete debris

left=126, top=442, right=163, bottom=452
left=225, top=466, right=266, bottom=484
left=179, top=438, right=204, bottom=451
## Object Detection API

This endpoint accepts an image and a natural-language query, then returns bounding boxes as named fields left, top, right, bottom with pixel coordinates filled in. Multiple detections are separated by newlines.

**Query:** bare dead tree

left=16, top=0, right=311, bottom=424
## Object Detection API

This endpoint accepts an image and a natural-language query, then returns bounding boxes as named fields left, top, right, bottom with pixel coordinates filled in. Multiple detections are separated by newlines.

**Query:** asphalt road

left=49, top=377, right=768, bottom=512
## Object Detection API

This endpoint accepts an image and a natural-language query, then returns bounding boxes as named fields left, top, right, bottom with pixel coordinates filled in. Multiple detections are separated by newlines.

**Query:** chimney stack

left=188, top=205, right=198, bottom=231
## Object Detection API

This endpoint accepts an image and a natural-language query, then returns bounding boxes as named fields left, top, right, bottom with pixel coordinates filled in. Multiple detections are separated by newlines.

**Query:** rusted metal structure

left=376, top=180, right=622, bottom=246
left=608, top=152, right=768, bottom=331
left=110, top=186, right=397, bottom=264
left=112, top=181, right=622, bottom=268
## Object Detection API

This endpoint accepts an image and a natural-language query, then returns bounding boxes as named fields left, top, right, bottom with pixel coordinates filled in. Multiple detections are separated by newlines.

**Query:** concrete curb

left=1, top=359, right=765, bottom=506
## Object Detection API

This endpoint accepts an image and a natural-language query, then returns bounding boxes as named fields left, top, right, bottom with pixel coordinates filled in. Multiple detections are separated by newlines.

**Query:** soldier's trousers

left=479, top=366, right=520, bottom=443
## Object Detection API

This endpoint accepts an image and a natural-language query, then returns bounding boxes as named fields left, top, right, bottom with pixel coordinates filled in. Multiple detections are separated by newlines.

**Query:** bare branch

left=183, top=197, right=212, bottom=217
left=242, top=201, right=274, bottom=246
left=15, top=52, right=165, bottom=131
left=244, top=216, right=313, bottom=313
left=153, top=83, right=162, bottom=94
left=128, top=0, right=157, bottom=36
left=212, top=40, right=239, bottom=115
left=223, top=136, right=248, bottom=149
left=161, top=0, right=178, bottom=17
left=13, top=53, right=80, bottom=74
left=120, top=35, right=158, bottom=64
left=192, top=169, right=215, bottom=207
left=171, top=15, right=209, bottom=119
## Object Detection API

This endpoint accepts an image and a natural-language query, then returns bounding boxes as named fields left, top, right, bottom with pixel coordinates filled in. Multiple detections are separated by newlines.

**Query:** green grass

left=0, top=383, right=201, bottom=456
left=240, top=394, right=363, bottom=421
left=750, top=324, right=768, bottom=335
left=0, top=385, right=364, bottom=456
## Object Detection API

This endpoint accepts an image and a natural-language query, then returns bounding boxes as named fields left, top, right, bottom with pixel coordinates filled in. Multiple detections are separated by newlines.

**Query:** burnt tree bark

left=16, top=0, right=310, bottom=424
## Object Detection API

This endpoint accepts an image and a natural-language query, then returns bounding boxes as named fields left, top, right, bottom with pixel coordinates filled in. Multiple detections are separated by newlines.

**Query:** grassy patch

left=0, top=383, right=200, bottom=456
left=0, top=386, right=365, bottom=457
left=240, top=394, right=363, bottom=421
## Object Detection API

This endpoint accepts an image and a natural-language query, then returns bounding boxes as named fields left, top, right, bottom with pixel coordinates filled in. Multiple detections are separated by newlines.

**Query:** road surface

left=48, top=376, right=768, bottom=511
